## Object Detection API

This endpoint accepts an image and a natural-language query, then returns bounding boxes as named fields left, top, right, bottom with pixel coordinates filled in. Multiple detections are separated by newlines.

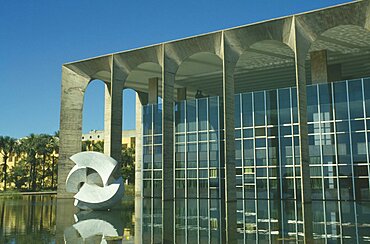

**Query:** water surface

left=0, top=195, right=369, bottom=243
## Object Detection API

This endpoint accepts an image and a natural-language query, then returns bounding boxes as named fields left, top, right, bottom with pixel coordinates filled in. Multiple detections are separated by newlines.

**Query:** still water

left=0, top=195, right=369, bottom=243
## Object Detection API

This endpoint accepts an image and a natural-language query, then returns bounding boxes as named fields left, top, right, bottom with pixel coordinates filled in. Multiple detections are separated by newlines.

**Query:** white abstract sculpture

left=65, top=151, right=124, bottom=210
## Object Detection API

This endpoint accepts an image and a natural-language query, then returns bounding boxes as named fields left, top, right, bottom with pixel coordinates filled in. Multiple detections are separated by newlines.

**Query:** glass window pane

left=198, top=98, right=208, bottom=131
left=242, top=93, right=253, bottom=127
left=333, top=81, right=348, bottom=120
left=364, top=78, right=370, bottom=117
left=291, top=88, right=298, bottom=123
left=348, top=79, right=364, bottom=119
left=279, top=88, right=291, bottom=124
left=175, top=101, right=185, bottom=132
left=254, top=91, right=265, bottom=126
left=235, top=94, right=241, bottom=128
left=266, top=90, right=277, bottom=125
left=154, top=104, right=162, bottom=134
left=187, top=100, right=196, bottom=132
left=307, top=85, right=318, bottom=123
left=209, top=97, right=219, bottom=130
left=318, top=83, right=333, bottom=121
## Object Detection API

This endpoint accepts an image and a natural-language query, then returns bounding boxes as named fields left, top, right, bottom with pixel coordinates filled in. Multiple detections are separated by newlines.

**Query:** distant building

left=82, top=129, right=136, bottom=149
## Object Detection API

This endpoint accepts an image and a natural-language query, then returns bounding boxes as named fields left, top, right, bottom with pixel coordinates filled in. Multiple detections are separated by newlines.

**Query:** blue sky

left=0, top=0, right=352, bottom=138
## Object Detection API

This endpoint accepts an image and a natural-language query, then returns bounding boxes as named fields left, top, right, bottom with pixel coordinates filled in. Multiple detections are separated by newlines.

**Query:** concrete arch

left=296, top=1, right=370, bottom=44
left=175, top=51, right=223, bottom=97
left=307, top=24, right=370, bottom=83
left=224, top=17, right=294, bottom=56
left=65, top=55, right=112, bottom=83
left=165, top=32, right=222, bottom=74
left=123, top=61, right=162, bottom=95
left=294, top=1, right=370, bottom=63
left=233, top=39, right=296, bottom=92
left=114, top=45, right=162, bottom=82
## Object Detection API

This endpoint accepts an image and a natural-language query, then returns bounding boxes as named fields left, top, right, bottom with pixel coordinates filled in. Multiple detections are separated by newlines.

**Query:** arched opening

left=307, top=25, right=370, bottom=84
left=121, top=88, right=138, bottom=186
left=233, top=40, right=297, bottom=200
left=305, top=25, right=370, bottom=201
left=123, top=62, right=162, bottom=195
left=175, top=52, right=223, bottom=98
left=82, top=79, right=106, bottom=152
left=173, top=51, right=223, bottom=232
left=234, top=40, right=296, bottom=92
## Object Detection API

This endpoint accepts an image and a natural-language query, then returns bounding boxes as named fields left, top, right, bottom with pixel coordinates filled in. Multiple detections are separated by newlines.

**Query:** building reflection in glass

left=137, top=197, right=370, bottom=243
left=140, top=77, right=370, bottom=243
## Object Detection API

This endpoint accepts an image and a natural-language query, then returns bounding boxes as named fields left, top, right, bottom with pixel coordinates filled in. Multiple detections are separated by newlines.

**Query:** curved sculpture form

left=64, top=211, right=124, bottom=243
left=65, top=151, right=124, bottom=210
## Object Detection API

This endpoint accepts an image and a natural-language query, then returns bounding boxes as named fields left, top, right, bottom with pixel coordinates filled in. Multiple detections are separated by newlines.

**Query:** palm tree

left=92, top=140, right=104, bottom=153
left=18, top=134, right=41, bottom=191
left=0, top=136, right=17, bottom=191
left=35, top=134, right=52, bottom=189
left=82, top=140, right=93, bottom=151
left=47, top=133, right=59, bottom=189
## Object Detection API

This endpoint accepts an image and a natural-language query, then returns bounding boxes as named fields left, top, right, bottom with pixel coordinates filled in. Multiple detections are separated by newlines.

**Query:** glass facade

left=141, top=78, right=370, bottom=242
left=173, top=97, right=223, bottom=243
left=234, top=88, right=303, bottom=241
left=174, top=97, right=223, bottom=200
left=307, top=78, right=370, bottom=201
left=142, top=103, right=163, bottom=242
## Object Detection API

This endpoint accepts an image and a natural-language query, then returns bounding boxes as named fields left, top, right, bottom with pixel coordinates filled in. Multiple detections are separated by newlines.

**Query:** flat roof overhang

left=63, top=0, right=370, bottom=96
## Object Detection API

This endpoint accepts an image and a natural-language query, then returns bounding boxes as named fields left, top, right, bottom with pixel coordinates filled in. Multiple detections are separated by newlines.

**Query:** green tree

left=0, top=136, right=17, bottom=191
left=92, top=140, right=104, bottom=153
left=82, top=140, right=93, bottom=151
left=8, top=159, right=28, bottom=190
left=18, top=134, right=42, bottom=191
left=47, top=133, right=59, bottom=189
left=121, top=147, right=135, bottom=184
left=35, top=134, right=53, bottom=189
left=82, top=140, right=104, bottom=153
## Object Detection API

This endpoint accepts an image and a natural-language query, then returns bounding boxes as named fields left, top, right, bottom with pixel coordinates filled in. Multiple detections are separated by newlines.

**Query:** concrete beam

left=58, top=66, right=90, bottom=198
left=148, top=77, right=159, bottom=104
left=176, top=87, right=187, bottom=101
left=328, top=63, right=342, bottom=82
left=310, top=50, right=328, bottom=83
left=104, top=58, right=124, bottom=164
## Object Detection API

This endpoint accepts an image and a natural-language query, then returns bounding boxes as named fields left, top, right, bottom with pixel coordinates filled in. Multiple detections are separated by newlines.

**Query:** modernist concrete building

left=59, top=1, right=370, bottom=242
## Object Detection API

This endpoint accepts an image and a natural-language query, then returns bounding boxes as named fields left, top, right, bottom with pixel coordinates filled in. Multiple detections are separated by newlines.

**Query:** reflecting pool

left=0, top=195, right=369, bottom=243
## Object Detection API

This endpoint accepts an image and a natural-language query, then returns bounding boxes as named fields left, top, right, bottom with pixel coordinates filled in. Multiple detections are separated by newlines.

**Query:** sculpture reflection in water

left=64, top=210, right=134, bottom=243
left=65, top=151, right=124, bottom=210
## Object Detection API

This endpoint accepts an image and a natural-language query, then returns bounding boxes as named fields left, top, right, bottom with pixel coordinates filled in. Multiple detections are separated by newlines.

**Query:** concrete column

left=293, top=17, right=313, bottom=243
left=310, top=50, right=342, bottom=83
left=134, top=92, right=148, bottom=244
left=58, top=66, right=90, bottom=198
left=310, top=50, right=328, bottom=83
left=328, top=64, right=342, bottom=82
left=177, top=87, right=187, bottom=101
left=148, top=77, right=159, bottom=104
left=135, top=92, right=148, bottom=198
left=221, top=31, right=237, bottom=243
left=104, top=58, right=124, bottom=163
left=162, top=45, right=175, bottom=243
